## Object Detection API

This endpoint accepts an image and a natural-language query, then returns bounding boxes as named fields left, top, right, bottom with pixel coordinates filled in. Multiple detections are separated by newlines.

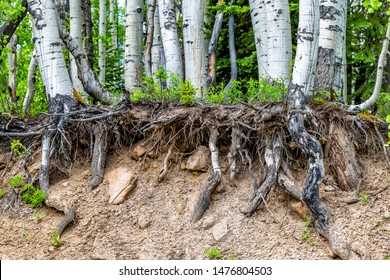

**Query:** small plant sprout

left=301, top=214, right=314, bottom=245
left=0, top=189, right=5, bottom=199
left=357, top=191, right=369, bottom=203
left=51, top=229, right=61, bottom=247
left=204, top=247, right=222, bottom=260
left=10, top=140, right=28, bottom=158
left=9, top=175, right=24, bottom=189
left=32, top=210, right=45, bottom=220
left=22, top=234, right=29, bottom=241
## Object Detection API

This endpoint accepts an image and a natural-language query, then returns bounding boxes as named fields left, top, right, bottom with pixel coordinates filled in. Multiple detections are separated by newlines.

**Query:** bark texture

left=98, top=0, right=107, bottom=83
left=183, top=0, right=204, bottom=98
left=124, top=0, right=144, bottom=92
left=8, top=34, right=18, bottom=103
left=158, top=0, right=183, bottom=81
left=145, top=0, right=157, bottom=77
left=265, top=0, right=292, bottom=83
left=249, top=0, right=269, bottom=79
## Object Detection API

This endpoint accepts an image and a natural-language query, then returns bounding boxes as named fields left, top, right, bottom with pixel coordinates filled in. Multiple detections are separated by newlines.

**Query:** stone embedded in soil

left=138, top=218, right=151, bottom=230
left=212, top=220, right=230, bottom=241
left=131, top=144, right=147, bottom=161
left=290, top=200, right=310, bottom=220
left=202, top=216, right=216, bottom=230
left=185, top=146, right=209, bottom=172
left=107, top=167, right=137, bottom=204
left=175, top=202, right=186, bottom=215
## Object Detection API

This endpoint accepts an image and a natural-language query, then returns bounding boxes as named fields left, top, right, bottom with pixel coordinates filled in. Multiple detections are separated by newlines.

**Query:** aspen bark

left=151, top=3, right=164, bottom=78
left=314, top=0, right=347, bottom=94
left=249, top=0, right=269, bottom=80
left=8, top=34, right=18, bottom=103
left=70, top=0, right=86, bottom=99
left=124, top=0, right=144, bottom=92
left=183, top=0, right=204, bottom=97
left=158, top=0, right=183, bottom=82
left=98, top=0, right=107, bottom=83
left=265, top=0, right=292, bottom=83
left=145, top=0, right=157, bottom=77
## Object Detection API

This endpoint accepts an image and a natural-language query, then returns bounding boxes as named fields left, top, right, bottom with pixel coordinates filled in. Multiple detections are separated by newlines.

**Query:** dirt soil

left=0, top=146, right=389, bottom=260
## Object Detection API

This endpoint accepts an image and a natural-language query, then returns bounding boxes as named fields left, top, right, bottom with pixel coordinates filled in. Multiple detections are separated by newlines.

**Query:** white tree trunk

left=98, top=0, right=107, bottom=83
left=345, top=18, right=390, bottom=112
left=28, top=0, right=74, bottom=108
left=70, top=0, right=86, bottom=99
left=314, top=0, right=347, bottom=94
left=158, top=0, right=183, bottom=81
left=151, top=2, right=164, bottom=78
left=249, top=0, right=269, bottom=80
left=109, top=0, right=118, bottom=48
left=8, top=34, right=18, bottom=103
left=124, top=0, right=143, bottom=92
left=23, top=52, right=38, bottom=115
left=292, top=0, right=319, bottom=97
left=145, top=0, right=157, bottom=77
left=183, top=0, right=204, bottom=98
left=265, top=0, right=292, bottom=83
left=202, top=0, right=211, bottom=90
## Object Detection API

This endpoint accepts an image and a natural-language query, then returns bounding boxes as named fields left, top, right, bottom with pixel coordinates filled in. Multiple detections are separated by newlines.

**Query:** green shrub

left=9, top=175, right=24, bottom=189
left=204, top=247, right=222, bottom=260
left=21, top=184, right=46, bottom=208
left=11, top=140, right=28, bottom=157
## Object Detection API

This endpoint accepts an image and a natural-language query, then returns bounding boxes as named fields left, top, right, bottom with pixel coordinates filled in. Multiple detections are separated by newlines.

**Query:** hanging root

left=227, top=127, right=241, bottom=181
left=40, top=127, right=75, bottom=236
left=87, top=123, right=108, bottom=192
left=327, top=123, right=362, bottom=191
left=244, top=149, right=258, bottom=200
left=158, top=144, right=174, bottom=183
left=286, top=85, right=370, bottom=259
left=192, top=128, right=221, bottom=223
left=240, top=136, right=282, bottom=215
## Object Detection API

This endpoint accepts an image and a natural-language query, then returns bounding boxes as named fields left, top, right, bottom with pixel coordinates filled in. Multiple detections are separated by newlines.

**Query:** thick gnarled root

left=45, top=197, right=75, bottom=236
left=192, top=128, right=221, bottom=223
left=87, top=123, right=108, bottom=192
left=240, top=136, right=282, bottom=215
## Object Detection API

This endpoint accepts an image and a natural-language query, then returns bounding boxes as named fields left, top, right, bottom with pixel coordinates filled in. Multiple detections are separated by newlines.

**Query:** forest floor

left=0, top=145, right=389, bottom=260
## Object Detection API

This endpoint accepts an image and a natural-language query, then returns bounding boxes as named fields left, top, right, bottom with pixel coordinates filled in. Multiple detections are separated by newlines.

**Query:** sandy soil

left=0, top=146, right=389, bottom=260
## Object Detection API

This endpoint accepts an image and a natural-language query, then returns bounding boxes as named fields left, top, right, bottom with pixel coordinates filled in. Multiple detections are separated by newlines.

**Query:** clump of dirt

left=0, top=145, right=389, bottom=260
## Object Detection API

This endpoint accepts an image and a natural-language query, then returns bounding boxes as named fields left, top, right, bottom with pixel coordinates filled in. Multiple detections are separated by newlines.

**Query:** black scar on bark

left=320, top=5, right=341, bottom=20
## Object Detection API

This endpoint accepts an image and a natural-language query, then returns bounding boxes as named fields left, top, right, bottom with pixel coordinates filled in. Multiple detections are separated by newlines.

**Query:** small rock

left=215, top=184, right=226, bottom=193
left=131, top=144, right=147, bottom=161
left=186, top=146, right=209, bottom=172
left=212, top=220, right=229, bottom=241
left=138, top=218, right=151, bottom=230
left=82, top=170, right=91, bottom=180
left=324, top=185, right=336, bottom=192
left=202, top=216, right=216, bottom=230
left=62, top=182, right=69, bottom=188
left=176, top=202, right=186, bottom=215
left=290, top=200, right=310, bottom=220
left=180, top=163, right=186, bottom=170
left=147, top=149, right=158, bottom=159
left=108, top=167, right=137, bottom=204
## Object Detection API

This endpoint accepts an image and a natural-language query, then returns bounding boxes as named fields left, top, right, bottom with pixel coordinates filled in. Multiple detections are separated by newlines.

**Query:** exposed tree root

left=45, top=197, right=75, bottom=236
left=227, top=127, right=241, bottom=181
left=158, top=144, right=174, bottom=183
left=241, top=136, right=282, bottom=215
left=1, top=101, right=387, bottom=256
left=87, top=123, right=108, bottom=192
left=192, top=128, right=221, bottom=223
left=327, top=123, right=362, bottom=191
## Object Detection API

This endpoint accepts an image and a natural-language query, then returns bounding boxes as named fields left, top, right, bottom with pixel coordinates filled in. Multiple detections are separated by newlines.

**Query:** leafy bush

left=21, top=184, right=46, bottom=208
left=9, top=175, right=24, bottom=189
left=11, top=140, right=28, bottom=157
